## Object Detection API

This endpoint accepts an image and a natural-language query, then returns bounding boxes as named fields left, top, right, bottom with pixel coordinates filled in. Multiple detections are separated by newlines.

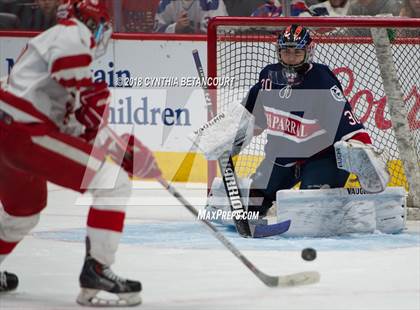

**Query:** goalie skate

left=0, top=271, right=18, bottom=292
left=77, top=256, right=142, bottom=307
left=334, top=140, right=390, bottom=193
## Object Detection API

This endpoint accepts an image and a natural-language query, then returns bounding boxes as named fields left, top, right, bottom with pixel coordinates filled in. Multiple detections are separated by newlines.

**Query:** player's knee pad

left=88, top=161, right=131, bottom=212
left=0, top=206, right=40, bottom=242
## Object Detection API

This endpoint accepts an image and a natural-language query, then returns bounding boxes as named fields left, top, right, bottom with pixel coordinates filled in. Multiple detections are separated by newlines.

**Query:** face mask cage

left=93, top=21, right=112, bottom=58
left=277, top=42, right=314, bottom=69
left=75, top=2, right=112, bottom=58
left=276, top=28, right=314, bottom=70
left=82, top=14, right=112, bottom=58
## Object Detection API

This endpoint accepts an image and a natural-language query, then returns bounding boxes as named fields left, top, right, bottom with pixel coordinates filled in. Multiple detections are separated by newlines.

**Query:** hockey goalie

left=0, top=0, right=162, bottom=306
left=194, top=25, right=405, bottom=237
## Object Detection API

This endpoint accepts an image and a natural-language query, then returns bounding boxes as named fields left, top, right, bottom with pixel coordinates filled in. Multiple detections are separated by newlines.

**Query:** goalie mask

left=277, top=25, right=313, bottom=84
left=57, top=0, right=112, bottom=58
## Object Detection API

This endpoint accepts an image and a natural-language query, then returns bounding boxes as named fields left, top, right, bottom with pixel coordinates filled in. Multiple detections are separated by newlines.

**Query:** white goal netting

left=207, top=17, right=420, bottom=214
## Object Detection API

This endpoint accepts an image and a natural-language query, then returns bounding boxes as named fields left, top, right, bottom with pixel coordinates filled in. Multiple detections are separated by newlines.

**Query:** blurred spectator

left=0, top=12, right=20, bottom=28
left=346, top=0, right=401, bottom=16
left=305, top=0, right=326, bottom=6
left=399, top=0, right=420, bottom=36
left=300, top=0, right=350, bottom=16
left=20, top=0, right=58, bottom=30
left=223, top=0, right=267, bottom=16
left=105, top=0, right=160, bottom=33
left=0, top=0, right=31, bottom=19
left=124, top=0, right=159, bottom=32
left=251, top=0, right=311, bottom=17
left=0, top=0, right=19, bottom=14
left=399, top=0, right=420, bottom=16
left=154, top=0, right=228, bottom=34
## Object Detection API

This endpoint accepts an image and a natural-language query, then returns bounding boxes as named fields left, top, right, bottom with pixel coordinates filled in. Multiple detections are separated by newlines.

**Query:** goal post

left=207, top=17, right=420, bottom=219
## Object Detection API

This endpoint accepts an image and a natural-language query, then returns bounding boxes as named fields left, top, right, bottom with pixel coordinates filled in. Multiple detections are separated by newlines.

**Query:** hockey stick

left=157, top=176, right=320, bottom=288
left=93, top=119, right=319, bottom=287
left=192, top=49, right=291, bottom=238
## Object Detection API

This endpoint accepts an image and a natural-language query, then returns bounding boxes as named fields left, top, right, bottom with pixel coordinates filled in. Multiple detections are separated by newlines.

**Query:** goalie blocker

left=188, top=102, right=255, bottom=160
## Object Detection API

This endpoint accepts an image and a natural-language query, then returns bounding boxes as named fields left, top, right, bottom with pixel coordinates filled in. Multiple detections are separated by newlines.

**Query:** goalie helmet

left=277, top=25, right=313, bottom=72
left=57, top=0, right=112, bottom=58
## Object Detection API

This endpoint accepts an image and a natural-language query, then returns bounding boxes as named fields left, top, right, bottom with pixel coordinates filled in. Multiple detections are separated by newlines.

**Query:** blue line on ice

left=34, top=221, right=420, bottom=251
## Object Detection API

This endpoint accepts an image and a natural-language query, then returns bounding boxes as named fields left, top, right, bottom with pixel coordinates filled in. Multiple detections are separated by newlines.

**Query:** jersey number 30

left=344, top=110, right=361, bottom=126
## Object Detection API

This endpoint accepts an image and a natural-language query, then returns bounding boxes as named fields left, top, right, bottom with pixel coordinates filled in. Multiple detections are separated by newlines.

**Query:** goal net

left=207, top=17, right=420, bottom=216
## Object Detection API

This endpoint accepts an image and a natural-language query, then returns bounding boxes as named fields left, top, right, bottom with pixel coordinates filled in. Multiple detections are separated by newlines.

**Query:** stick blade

left=276, top=271, right=321, bottom=288
left=251, top=220, right=291, bottom=238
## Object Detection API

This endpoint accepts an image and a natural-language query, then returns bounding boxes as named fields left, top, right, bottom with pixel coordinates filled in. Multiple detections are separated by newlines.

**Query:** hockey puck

left=301, top=248, right=317, bottom=261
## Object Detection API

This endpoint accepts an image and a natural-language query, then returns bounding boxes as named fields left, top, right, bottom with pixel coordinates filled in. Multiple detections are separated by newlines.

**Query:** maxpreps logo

left=5, top=58, right=191, bottom=127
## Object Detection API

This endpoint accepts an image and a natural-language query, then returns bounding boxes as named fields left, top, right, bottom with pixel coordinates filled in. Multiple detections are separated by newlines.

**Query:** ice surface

left=1, top=181, right=419, bottom=310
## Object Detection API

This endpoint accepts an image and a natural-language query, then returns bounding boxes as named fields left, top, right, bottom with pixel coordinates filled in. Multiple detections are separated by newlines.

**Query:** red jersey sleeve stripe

left=58, top=19, right=77, bottom=27
left=55, top=77, right=93, bottom=89
left=51, top=54, right=92, bottom=74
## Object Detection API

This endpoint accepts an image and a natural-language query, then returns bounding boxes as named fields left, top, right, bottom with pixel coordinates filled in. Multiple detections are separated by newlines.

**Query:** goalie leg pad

left=375, top=188, right=406, bottom=234
left=205, top=177, right=254, bottom=225
left=276, top=187, right=406, bottom=237
left=276, top=189, right=351, bottom=237
left=334, top=140, right=390, bottom=193
left=337, top=200, right=376, bottom=235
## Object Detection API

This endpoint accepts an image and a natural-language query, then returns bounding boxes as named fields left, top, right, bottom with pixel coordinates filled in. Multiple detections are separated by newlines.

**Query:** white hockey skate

left=334, top=140, right=390, bottom=193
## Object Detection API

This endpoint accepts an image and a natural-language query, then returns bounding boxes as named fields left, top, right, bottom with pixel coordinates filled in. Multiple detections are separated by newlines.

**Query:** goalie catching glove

left=334, top=140, right=390, bottom=193
left=108, top=133, right=162, bottom=179
left=189, top=103, right=255, bottom=160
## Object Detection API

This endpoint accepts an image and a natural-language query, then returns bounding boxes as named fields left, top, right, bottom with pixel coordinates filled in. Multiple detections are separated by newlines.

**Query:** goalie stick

left=192, top=49, right=290, bottom=238
left=90, top=115, right=319, bottom=288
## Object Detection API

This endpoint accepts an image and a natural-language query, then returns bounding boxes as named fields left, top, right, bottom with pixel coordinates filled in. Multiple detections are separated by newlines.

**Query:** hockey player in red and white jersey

left=0, top=0, right=161, bottom=306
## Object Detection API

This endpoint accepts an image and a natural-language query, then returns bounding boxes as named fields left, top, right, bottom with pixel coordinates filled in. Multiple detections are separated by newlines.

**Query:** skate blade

left=77, top=288, right=142, bottom=307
